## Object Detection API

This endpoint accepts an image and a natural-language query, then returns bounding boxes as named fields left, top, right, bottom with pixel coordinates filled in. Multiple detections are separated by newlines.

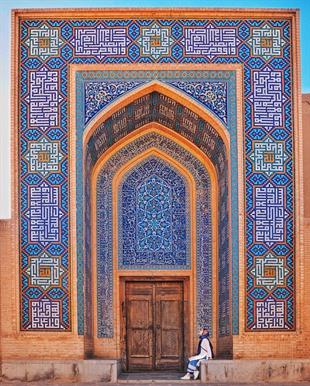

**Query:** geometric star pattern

left=251, top=252, right=289, bottom=291
left=26, top=252, right=64, bottom=290
left=25, top=23, right=64, bottom=61
left=249, top=137, right=288, bottom=176
left=248, top=24, right=286, bottom=61
left=25, top=136, right=64, bottom=176
left=138, top=22, right=174, bottom=60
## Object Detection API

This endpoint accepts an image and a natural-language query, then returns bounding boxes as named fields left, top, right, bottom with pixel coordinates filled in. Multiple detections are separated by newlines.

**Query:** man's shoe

left=181, top=373, right=191, bottom=380
left=193, top=370, right=199, bottom=380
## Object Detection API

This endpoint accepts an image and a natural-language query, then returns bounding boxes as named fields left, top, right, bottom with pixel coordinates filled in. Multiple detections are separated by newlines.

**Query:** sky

left=0, top=0, right=309, bottom=218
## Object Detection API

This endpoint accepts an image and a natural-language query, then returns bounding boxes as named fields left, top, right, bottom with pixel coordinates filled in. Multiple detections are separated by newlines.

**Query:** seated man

left=181, top=327, right=213, bottom=380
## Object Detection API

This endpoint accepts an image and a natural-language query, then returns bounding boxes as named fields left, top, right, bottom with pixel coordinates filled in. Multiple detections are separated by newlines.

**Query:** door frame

left=120, top=276, right=190, bottom=372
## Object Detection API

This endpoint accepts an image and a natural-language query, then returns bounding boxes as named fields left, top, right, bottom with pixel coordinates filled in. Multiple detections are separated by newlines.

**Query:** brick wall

left=302, top=95, right=310, bottom=218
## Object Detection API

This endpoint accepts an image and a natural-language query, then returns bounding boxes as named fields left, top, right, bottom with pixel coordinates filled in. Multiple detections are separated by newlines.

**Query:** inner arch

left=90, top=131, right=215, bottom=340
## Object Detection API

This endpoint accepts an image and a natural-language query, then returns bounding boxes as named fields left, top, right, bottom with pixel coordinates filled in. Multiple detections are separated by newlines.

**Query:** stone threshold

left=118, top=371, right=201, bottom=383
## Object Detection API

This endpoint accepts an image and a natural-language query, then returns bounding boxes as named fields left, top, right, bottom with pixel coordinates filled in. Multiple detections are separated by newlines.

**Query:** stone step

left=1, top=359, right=119, bottom=383
left=2, top=359, right=310, bottom=384
left=200, top=359, right=310, bottom=384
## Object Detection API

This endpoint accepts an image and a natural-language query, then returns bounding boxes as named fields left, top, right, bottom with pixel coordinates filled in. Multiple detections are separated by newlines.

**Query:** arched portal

left=83, top=90, right=231, bottom=363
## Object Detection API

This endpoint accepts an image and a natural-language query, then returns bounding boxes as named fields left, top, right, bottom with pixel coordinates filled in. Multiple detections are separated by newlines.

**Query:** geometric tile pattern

left=138, top=22, right=174, bottom=60
left=25, top=66, right=63, bottom=131
left=136, top=174, right=173, bottom=252
left=73, top=24, right=131, bottom=60
left=255, top=296, right=286, bottom=329
left=84, top=81, right=143, bottom=124
left=251, top=252, right=289, bottom=291
left=84, top=77, right=228, bottom=126
left=25, top=182, right=63, bottom=246
left=248, top=24, right=286, bottom=61
left=19, top=16, right=294, bottom=332
left=29, top=298, right=61, bottom=329
left=249, top=137, right=288, bottom=176
left=25, top=24, right=64, bottom=60
left=182, top=24, right=240, bottom=59
left=249, top=66, right=287, bottom=130
left=167, top=81, right=227, bottom=124
left=26, top=252, right=64, bottom=290
left=251, top=183, right=289, bottom=245
left=25, top=136, right=63, bottom=176
left=120, top=159, right=188, bottom=262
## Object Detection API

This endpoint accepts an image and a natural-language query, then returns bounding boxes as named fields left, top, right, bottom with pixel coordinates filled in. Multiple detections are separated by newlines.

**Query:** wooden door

left=126, top=281, right=183, bottom=371
left=155, top=282, right=183, bottom=370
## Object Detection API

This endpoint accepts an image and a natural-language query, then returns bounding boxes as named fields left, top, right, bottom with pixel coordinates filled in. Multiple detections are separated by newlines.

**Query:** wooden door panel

left=126, top=283, right=153, bottom=370
left=155, top=283, right=183, bottom=370
left=160, top=329, right=180, bottom=357
left=128, top=329, right=152, bottom=357
left=128, top=300, right=150, bottom=328
left=161, top=300, right=180, bottom=328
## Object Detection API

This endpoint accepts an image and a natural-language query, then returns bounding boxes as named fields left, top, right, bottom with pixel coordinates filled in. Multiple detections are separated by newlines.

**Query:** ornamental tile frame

left=11, top=9, right=303, bottom=346
left=78, top=76, right=234, bottom=340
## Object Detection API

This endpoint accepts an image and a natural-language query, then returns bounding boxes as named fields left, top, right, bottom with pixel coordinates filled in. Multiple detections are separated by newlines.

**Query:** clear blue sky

left=0, top=0, right=309, bottom=218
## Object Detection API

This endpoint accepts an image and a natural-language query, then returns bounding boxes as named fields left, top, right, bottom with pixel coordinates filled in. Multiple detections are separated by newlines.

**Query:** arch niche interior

left=83, top=85, right=232, bottom=367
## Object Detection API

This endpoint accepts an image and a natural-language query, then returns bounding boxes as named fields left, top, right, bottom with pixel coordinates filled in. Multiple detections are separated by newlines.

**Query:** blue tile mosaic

left=119, top=158, right=190, bottom=268
left=19, top=15, right=294, bottom=334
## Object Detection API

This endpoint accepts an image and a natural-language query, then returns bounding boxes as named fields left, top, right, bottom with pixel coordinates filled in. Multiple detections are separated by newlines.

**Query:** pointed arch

left=87, top=125, right=220, bottom=358
left=83, top=79, right=230, bottom=152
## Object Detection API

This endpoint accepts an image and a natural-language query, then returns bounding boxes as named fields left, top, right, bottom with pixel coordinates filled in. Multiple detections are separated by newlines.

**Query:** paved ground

left=2, top=372, right=310, bottom=385
left=2, top=382, right=310, bottom=385
left=2, top=383, right=310, bottom=385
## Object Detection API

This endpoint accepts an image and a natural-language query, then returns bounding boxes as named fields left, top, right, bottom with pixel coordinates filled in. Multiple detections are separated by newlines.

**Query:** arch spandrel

left=86, top=91, right=229, bottom=176
left=83, top=79, right=231, bottom=152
